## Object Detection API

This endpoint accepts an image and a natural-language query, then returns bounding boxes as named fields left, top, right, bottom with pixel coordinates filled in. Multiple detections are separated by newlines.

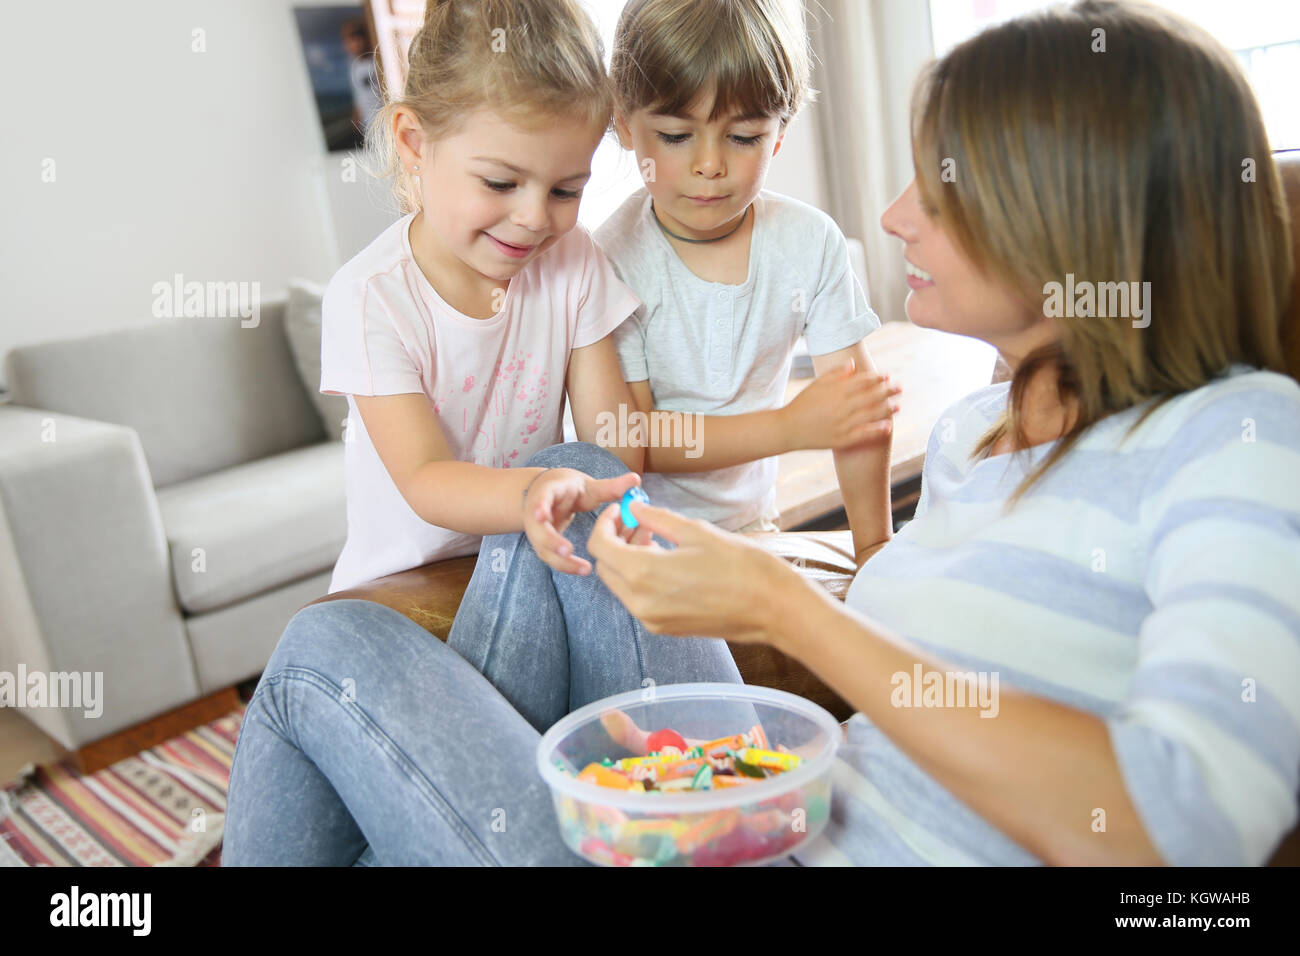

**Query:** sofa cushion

left=157, top=441, right=346, bottom=614
left=3, top=300, right=326, bottom=488
left=284, top=278, right=349, bottom=441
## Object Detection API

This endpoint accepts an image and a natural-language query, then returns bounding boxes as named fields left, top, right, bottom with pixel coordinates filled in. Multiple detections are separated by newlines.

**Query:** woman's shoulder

left=1120, top=366, right=1300, bottom=449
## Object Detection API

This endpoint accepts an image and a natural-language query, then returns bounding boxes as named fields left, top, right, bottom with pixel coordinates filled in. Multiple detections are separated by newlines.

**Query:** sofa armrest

left=0, top=406, right=199, bottom=748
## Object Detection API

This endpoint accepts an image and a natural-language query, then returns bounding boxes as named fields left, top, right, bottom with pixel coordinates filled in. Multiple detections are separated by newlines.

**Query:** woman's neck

left=994, top=357, right=1079, bottom=453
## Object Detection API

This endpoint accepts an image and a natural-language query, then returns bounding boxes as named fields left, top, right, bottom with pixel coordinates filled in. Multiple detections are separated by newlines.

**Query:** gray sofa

left=0, top=296, right=345, bottom=749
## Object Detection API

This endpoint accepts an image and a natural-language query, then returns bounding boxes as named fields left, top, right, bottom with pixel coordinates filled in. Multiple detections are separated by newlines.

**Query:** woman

left=223, top=0, right=1298, bottom=866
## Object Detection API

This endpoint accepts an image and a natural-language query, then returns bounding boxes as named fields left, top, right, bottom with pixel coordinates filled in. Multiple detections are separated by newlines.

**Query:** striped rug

left=0, top=704, right=245, bottom=867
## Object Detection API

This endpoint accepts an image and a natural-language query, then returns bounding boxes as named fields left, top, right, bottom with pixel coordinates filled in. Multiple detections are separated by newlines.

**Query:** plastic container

left=536, top=682, right=840, bottom=867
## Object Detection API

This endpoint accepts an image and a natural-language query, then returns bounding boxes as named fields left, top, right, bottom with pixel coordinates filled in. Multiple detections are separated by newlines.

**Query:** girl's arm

left=811, top=342, right=895, bottom=566
left=354, top=393, right=639, bottom=574
left=565, top=334, right=645, bottom=474
left=625, top=363, right=898, bottom=476
left=586, top=503, right=1166, bottom=866
left=355, top=393, right=541, bottom=534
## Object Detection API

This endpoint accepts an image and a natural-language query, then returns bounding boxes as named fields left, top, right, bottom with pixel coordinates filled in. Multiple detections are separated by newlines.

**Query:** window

left=929, top=0, right=1300, bottom=149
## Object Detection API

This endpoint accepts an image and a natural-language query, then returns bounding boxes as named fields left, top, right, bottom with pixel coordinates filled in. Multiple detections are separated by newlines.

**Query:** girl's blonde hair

left=365, top=0, right=614, bottom=215
left=912, top=0, right=1292, bottom=502
left=611, top=0, right=815, bottom=126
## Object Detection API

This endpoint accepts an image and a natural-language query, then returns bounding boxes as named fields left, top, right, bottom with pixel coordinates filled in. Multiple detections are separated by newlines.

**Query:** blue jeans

left=223, top=442, right=766, bottom=866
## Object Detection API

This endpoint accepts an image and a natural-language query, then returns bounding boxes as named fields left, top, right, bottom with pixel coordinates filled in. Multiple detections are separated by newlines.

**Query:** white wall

left=0, top=0, right=827, bottom=389
left=1, top=0, right=380, bottom=388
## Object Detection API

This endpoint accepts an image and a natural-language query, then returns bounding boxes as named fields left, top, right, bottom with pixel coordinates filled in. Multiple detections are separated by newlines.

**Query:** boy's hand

left=781, top=360, right=901, bottom=452
left=522, top=467, right=643, bottom=575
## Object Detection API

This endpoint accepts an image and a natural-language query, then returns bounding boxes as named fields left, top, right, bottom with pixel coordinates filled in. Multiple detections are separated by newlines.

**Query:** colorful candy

left=646, top=728, right=687, bottom=753
left=557, top=723, right=821, bottom=866
left=575, top=726, right=801, bottom=794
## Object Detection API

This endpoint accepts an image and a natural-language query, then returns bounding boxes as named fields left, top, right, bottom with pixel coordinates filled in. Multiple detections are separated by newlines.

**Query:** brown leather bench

left=312, top=150, right=1300, bottom=865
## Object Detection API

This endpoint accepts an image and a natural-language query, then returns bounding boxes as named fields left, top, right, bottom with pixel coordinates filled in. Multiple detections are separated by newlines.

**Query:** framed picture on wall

left=293, top=5, right=383, bottom=153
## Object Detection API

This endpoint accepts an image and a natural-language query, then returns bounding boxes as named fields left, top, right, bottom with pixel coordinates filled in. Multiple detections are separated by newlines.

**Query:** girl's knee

left=523, top=441, right=627, bottom=480
left=272, top=599, right=415, bottom=669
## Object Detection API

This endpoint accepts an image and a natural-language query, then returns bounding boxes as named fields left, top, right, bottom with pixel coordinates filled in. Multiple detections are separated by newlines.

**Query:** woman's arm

left=810, top=342, right=895, bottom=566
left=587, top=502, right=1165, bottom=866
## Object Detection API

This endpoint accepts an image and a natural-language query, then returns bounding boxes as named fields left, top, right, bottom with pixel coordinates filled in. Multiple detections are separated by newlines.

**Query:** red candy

left=645, top=728, right=687, bottom=754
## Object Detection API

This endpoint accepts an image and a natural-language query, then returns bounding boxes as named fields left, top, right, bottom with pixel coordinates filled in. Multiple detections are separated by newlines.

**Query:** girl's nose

left=511, top=191, right=550, bottom=232
left=881, top=179, right=919, bottom=241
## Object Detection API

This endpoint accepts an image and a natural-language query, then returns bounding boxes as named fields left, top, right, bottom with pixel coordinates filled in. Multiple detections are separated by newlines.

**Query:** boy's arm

left=566, top=334, right=645, bottom=474
left=811, top=342, right=893, bottom=567
left=625, top=379, right=792, bottom=473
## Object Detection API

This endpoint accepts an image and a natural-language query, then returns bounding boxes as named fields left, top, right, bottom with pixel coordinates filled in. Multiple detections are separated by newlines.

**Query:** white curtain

left=808, top=0, right=934, bottom=327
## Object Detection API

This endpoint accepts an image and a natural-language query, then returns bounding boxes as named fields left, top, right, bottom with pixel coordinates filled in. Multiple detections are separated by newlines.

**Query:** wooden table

left=775, top=321, right=999, bottom=528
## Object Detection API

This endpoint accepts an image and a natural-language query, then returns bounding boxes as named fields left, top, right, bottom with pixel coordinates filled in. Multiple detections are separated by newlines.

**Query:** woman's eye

left=481, top=178, right=514, bottom=192
left=552, top=188, right=583, bottom=201
left=656, top=132, right=689, bottom=145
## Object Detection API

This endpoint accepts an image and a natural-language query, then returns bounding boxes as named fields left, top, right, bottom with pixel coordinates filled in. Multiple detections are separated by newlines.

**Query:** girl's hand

left=587, top=500, right=799, bottom=643
left=781, top=360, right=901, bottom=452
left=523, top=467, right=644, bottom=575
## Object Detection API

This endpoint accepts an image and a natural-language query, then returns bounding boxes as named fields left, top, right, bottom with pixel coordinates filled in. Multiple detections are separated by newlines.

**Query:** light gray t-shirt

left=594, top=188, right=881, bottom=530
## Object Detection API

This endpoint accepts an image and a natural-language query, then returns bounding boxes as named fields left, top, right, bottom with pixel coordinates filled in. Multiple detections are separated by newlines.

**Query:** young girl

left=597, top=0, right=902, bottom=564
left=319, top=0, right=645, bottom=594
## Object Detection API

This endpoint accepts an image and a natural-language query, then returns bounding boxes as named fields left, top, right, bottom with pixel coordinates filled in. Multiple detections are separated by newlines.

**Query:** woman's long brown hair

left=912, top=0, right=1292, bottom=502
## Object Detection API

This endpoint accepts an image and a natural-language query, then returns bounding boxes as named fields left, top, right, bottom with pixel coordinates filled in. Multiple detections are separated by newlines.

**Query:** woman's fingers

left=621, top=501, right=698, bottom=547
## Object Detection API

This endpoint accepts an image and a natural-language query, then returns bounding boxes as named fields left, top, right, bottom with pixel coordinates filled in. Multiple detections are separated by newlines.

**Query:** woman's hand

left=780, top=360, right=901, bottom=452
left=587, top=500, right=802, bottom=643
left=523, top=467, right=644, bottom=575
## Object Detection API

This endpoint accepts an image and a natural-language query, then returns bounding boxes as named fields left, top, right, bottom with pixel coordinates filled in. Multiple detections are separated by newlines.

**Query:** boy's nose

left=692, top=142, right=726, bottom=178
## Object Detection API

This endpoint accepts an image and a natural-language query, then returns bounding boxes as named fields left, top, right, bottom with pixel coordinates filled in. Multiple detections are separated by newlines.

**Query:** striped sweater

left=794, top=365, right=1300, bottom=866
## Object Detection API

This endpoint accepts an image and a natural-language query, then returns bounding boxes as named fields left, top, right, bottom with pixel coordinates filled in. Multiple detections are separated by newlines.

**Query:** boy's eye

left=654, top=132, right=763, bottom=146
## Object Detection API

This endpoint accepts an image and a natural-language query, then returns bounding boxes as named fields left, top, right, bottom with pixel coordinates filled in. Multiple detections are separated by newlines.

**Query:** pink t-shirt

left=320, top=212, right=640, bottom=593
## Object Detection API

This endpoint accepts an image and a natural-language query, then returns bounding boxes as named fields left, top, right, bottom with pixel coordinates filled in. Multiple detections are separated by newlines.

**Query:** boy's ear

left=771, top=123, right=787, bottom=159
left=613, top=113, right=633, bottom=149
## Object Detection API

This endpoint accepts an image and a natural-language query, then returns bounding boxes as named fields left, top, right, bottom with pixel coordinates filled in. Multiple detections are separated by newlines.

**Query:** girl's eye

left=481, top=178, right=581, bottom=201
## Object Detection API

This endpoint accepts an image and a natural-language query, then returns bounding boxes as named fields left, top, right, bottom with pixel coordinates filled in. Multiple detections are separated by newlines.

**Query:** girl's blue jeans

left=222, top=442, right=782, bottom=866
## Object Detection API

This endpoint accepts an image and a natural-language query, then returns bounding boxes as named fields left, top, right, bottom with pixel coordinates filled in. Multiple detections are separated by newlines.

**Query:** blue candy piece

left=620, top=486, right=649, bottom=528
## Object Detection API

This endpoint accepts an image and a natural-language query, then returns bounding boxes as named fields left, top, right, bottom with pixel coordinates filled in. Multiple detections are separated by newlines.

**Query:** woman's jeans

left=222, top=442, right=755, bottom=866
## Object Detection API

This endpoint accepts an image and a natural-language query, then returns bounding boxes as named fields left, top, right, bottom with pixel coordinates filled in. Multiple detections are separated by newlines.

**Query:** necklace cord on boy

left=650, top=200, right=750, bottom=244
